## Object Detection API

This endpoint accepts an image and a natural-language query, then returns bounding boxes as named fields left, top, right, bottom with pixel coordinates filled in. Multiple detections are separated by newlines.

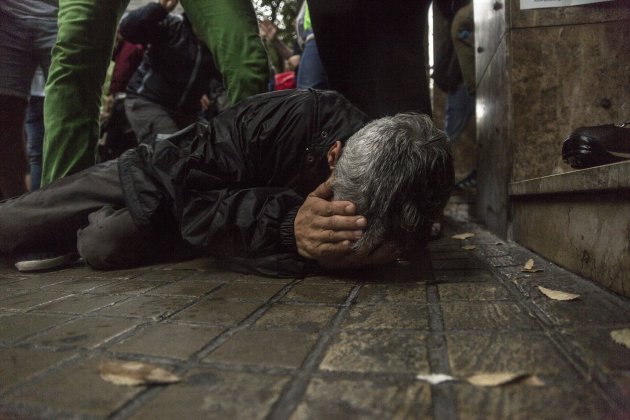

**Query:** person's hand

left=200, top=94, right=210, bottom=111
left=159, top=0, right=178, bottom=12
left=258, top=20, right=277, bottom=41
left=295, top=179, right=366, bottom=262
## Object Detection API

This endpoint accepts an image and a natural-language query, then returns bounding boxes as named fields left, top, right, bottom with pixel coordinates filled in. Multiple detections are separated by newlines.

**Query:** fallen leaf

left=523, top=375, right=545, bottom=387
left=452, top=233, right=474, bottom=240
left=99, top=360, right=181, bottom=386
left=462, top=245, right=476, bottom=251
left=416, top=373, right=456, bottom=384
left=521, top=259, right=543, bottom=273
left=537, top=286, right=580, bottom=301
left=611, top=329, right=630, bottom=349
left=467, top=372, right=529, bottom=387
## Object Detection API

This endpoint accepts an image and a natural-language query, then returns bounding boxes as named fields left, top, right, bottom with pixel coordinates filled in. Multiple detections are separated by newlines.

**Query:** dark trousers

left=308, top=0, right=432, bottom=119
left=0, top=159, right=194, bottom=269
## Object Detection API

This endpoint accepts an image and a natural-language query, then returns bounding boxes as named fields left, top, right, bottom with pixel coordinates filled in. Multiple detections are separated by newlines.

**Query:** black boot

left=562, top=121, right=630, bottom=169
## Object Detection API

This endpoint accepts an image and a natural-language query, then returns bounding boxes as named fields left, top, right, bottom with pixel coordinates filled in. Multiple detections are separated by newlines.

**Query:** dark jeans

left=296, top=39, right=328, bottom=90
left=0, top=159, right=195, bottom=269
left=26, top=95, right=45, bottom=190
left=308, top=0, right=432, bottom=119
left=444, top=83, right=475, bottom=145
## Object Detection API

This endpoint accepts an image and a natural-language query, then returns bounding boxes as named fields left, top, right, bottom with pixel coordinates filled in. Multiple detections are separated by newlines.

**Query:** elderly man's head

left=330, top=113, right=454, bottom=252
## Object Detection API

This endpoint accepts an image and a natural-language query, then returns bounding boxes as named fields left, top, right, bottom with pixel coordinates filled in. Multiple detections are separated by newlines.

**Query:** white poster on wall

left=521, top=0, right=611, bottom=10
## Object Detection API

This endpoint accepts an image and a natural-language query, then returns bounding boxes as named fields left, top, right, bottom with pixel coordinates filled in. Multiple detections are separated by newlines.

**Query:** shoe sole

left=15, top=254, right=77, bottom=272
left=562, top=135, right=629, bottom=169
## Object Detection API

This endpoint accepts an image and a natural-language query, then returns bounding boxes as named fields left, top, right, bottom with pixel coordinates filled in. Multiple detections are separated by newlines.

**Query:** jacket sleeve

left=179, top=186, right=304, bottom=259
left=118, top=3, right=172, bottom=45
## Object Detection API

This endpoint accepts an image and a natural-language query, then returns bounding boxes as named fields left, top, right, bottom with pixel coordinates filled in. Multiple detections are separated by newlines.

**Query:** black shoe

left=562, top=121, right=630, bottom=169
left=454, top=169, right=477, bottom=191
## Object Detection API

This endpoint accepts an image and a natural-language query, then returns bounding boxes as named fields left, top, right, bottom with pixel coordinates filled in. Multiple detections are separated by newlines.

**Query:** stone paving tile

left=440, top=302, right=539, bottom=331
left=204, top=330, right=318, bottom=369
left=0, top=290, right=73, bottom=311
left=27, top=317, right=140, bottom=350
left=292, top=377, right=431, bottom=419
left=281, top=283, right=354, bottom=305
left=446, top=331, right=577, bottom=378
left=432, top=258, right=485, bottom=271
left=559, top=326, right=630, bottom=373
left=146, top=279, right=224, bottom=297
left=529, top=293, right=630, bottom=327
left=437, top=282, right=513, bottom=301
left=90, top=279, right=170, bottom=295
left=42, top=277, right=120, bottom=293
left=130, top=369, right=289, bottom=419
left=355, top=283, right=426, bottom=304
left=32, top=293, right=128, bottom=315
left=170, top=299, right=261, bottom=326
left=320, top=330, right=429, bottom=374
left=95, top=295, right=194, bottom=320
left=0, top=287, right=29, bottom=300
left=0, top=313, right=70, bottom=344
left=0, top=275, right=71, bottom=290
left=5, top=356, right=143, bottom=417
left=432, top=269, right=494, bottom=284
left=252, top=304, right=338, bottom=332
left=0, top=348, right=72, bottom=393
left=206, top=282, right=286, bottom=302
left=341, top=303, right=429, bottom=330
left=130, top=270, right=192, bottom=282
left=508, top=271, right=607, bottom=297
left=111, top=322, right=222, bottom=359
left=454, top=382, right=616, bottom=419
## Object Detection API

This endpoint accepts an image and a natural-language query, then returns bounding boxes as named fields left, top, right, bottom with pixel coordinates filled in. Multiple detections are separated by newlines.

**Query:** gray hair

left=332, top=113, right=454, bottom=251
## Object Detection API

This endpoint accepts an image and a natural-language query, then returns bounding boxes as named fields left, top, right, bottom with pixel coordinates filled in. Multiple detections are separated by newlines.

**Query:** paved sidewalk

left=1, top=207, right=630, bottom=418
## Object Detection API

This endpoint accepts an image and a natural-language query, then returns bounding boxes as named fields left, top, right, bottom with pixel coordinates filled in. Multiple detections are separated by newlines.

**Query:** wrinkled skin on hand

left=294, top=179, right=399, bottom=269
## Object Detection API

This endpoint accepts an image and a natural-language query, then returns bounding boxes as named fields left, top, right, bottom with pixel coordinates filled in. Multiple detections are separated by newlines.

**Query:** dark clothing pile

left=118, top=89, right=368, bottom=276
left=120, top=3, right=221, bottom=114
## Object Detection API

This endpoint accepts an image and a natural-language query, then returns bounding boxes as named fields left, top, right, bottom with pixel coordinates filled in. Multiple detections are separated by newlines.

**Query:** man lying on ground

left=0, top=89, right=454, bottom=277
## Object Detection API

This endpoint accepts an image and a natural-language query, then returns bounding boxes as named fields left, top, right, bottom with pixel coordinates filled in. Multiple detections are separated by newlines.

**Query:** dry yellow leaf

left=610, top=329, right=630, bottom=349
left=467, top=372, right=528, bottom=387
left=523, top=375, right=545, bottom=387
left=452, top=233, right=474, bottom=240
left=521, top=259, right=543, bottom=273
left=462, top=245, right=476, bottom=251
left=537, top=286, right=580, bottom=301
left=99, top=360, right=181, bottom=386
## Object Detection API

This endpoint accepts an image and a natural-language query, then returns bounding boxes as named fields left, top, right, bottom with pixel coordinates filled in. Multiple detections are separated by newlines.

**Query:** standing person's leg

left=182, top=0, right=269, bottom=104
left=0, top=159, right=125, bottom=257
left=124, top=95, right=183, bottom=144
left=296, top=39, right=329, bottom=90
left=0, top=10, right=36, bottom=198
left=42, top=0, right=130, bottom=186
left=308, top=0, right=432, bottom=119
left=25, top=95, right=45, bottom=190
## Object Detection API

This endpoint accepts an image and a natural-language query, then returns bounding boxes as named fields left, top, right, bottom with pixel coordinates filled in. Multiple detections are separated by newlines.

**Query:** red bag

left=274, top=71, right=296, bottom=91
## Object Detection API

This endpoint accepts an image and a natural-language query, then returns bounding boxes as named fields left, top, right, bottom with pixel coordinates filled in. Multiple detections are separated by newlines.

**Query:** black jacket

left=120, top=3, right=221, bottom=114
left=118, top=89, right=368, bottom=277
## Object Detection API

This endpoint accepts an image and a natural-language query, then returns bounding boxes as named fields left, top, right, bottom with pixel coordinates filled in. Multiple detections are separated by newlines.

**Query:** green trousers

left=42, top=0, right=269, bottom=186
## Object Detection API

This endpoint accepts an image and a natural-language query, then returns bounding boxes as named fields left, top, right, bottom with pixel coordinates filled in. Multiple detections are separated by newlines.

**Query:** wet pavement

left=1, top=198, right=630, bottom=419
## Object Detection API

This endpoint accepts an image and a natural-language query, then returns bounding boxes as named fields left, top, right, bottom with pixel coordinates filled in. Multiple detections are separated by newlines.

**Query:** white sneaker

left=15, top=253, right=79, bottom=272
